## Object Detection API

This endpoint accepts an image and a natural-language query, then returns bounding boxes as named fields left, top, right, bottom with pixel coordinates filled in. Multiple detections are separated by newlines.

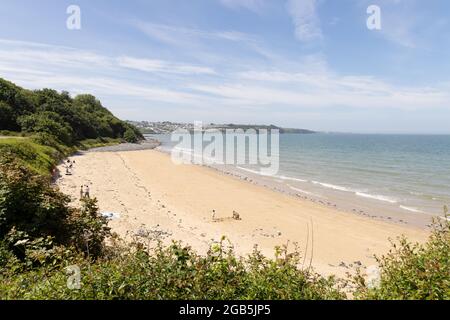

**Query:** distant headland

left=127, top=121, right=316, bottom=135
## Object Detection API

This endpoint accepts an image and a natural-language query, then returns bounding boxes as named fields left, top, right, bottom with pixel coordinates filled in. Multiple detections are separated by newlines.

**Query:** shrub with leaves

left=0, top=238, right=345, bottom=300
left=353, top=215, right=450, bottom=300
left=0, top=158, right=110, bottom=259
left=0, top=158, right=73, bottom=243
left=67, top=198, right=111, bottom=259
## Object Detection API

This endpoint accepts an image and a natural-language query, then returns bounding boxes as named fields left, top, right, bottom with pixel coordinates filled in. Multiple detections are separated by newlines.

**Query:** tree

left=1, top=78, right=143, bottom=143
left=0, top=158, right=72, bottom=243
left=18, top=112, right=74, bottom=145
left=0, top=102, right=17, bottom=131
left=123, top=127, right=139, bottom=143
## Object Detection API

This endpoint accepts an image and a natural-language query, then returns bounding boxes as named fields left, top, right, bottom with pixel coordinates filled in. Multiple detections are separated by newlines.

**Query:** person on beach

left=52, top=168, right=58, bottom=180
left=80, top=185, right=84, bottom=200
left=84, top=185, right=90, bottom=198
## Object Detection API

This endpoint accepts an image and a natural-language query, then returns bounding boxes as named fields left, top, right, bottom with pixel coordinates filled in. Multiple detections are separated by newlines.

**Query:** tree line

left=0, top=78, right=143, bottom=145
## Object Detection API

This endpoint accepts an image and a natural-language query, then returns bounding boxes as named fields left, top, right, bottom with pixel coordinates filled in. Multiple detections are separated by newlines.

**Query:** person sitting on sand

left=232, top=211, right=242, bottom=221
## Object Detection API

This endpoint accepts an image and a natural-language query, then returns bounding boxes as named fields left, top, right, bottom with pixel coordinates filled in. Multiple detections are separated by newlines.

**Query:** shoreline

left=149, top=133, right=449, bottom=225
left=154, top=145, right=435, bottom=229
left=56, top=145, right=429, bottom=278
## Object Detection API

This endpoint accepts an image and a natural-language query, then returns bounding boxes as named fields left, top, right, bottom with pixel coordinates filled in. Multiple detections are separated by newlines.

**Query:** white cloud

left=117, top=56, right=216, bottom=75
left=11, top=74, right=201, bottom=105
left=131, top=21, right=273, bottom=62
left=0, top=39, right=215, bottom=77
left=378, top=6, right=417, bottom=48
left=219, top=0, right=266, bottom=13
left=359, top=0, right=439, bottom=49
left=286, top=0, right=322, bottom=42
left=0, top=39, right=215, bottom=106
left=1, top=38, right=449, bottom=124
left=192, top=68, right=450, bottom=110
left=133, top=21, right=257, bottom=46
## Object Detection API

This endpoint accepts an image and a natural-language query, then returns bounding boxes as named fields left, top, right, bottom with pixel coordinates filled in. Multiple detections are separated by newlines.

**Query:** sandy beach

left=56, top=147, right=429, bottom=278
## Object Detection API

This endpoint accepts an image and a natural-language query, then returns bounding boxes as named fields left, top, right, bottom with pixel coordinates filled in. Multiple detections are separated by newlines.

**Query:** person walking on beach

left=80, top=185, right=84, bottom=200
left=84, top=185, right=90, bottom=198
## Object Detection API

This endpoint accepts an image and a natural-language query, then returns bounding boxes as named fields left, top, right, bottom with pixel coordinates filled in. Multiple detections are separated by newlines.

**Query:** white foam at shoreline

left=236, top=166, right=272, bottom=177
left=399, top=205, right=424, bottom=213
left=168, top=144, right=433, bottom=213
left=356, top=192, right=398, bottom=204
left=236, top=167, right=308, bottom=182
left=312, top=181, right=357, bottom=193
left=278, top=175, right=307, bottom=182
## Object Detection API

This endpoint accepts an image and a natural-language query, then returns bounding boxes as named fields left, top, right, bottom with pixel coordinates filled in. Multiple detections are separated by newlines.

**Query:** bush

left=123, top=127, right=139, bottom=143
left=0, top=238, right=345, bottom=300
left=0, top=159, right=73, bottom=243
left=18, top=111, right=75, bottom=145
left=67, top=198, right=111, bottom=259
left=353, top=216, right=450, bottom=300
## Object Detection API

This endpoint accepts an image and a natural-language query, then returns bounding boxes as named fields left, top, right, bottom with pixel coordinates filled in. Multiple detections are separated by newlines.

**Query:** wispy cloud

left=286, top=0, right=322, bottom=42
left=359, top=0, right=440, bottom=49
left=0, top=39, right=215, bottom=106
left=117, top=56, right=216, bottom=75
left=133, top=21, right=257, bottom=46
left=219, top=0, right=267, bottom=13
left=377, top=1, right=418, bottom=48
left=1, top=38, right=449, bottom=127
left=192, top=60, right=450, bottom=110
left=0, top=39, right=215, bottom=77
left=131, top=21, right=274, bottom=62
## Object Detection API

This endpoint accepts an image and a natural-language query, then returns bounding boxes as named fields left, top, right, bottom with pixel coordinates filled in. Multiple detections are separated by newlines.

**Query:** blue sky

left=1, top=0, right=450, bottom=133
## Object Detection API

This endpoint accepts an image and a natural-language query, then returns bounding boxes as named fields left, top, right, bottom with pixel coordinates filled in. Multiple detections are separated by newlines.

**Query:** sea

left=145, top=133, right=450, bottom=227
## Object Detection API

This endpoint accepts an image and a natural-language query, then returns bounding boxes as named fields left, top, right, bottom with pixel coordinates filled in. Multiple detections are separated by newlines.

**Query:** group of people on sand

left=211, top=210, right=242, bottom=222
left=80, top=185, right=90, bottom=199
left=65, top=159, right=75, bottom=176
left=62, top=158, right=91, bottom=200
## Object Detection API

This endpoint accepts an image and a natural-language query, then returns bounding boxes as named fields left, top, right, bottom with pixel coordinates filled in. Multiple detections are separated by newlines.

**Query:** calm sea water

left=147, top=133, right=450, bottom=219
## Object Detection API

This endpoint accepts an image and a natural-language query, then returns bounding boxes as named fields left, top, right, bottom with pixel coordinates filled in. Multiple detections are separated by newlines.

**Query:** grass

left=0, top=136, right=123, bottom=178
left=0, top=138, right=60, bottom=176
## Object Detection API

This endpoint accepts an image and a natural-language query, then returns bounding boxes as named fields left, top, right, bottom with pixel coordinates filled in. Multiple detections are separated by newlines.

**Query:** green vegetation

left=0, top=138, right=60, bottom=176
left=0, top=143, right=343, bottom=299
left=0, top=78, right=143, bottom=145
left=353, top=217, right=450, bottom=300
left=0, top=78, right=448, bottom=300
left=0, top=236, right=344, bottom=300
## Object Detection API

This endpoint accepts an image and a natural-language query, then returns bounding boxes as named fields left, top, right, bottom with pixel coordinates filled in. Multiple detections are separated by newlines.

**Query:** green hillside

left=0, top=78, right=143, bottom=145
